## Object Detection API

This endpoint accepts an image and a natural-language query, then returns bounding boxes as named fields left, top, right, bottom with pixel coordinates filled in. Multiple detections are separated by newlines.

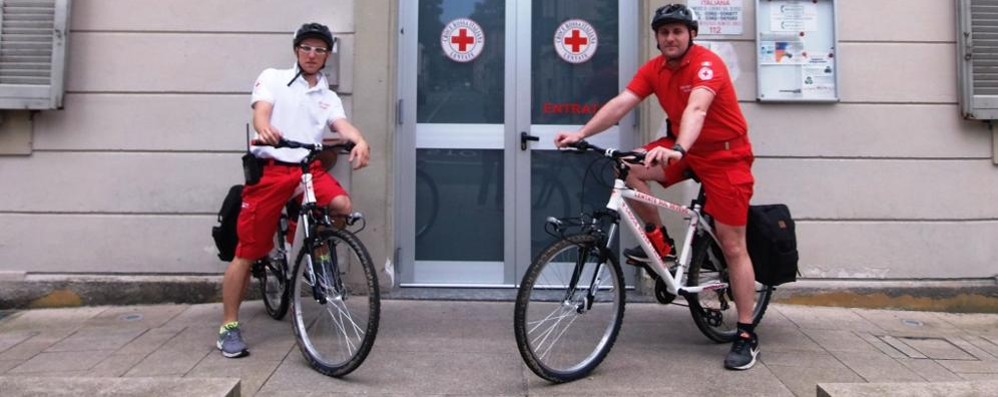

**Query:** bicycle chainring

left=654, top=276, right=676, bottom=304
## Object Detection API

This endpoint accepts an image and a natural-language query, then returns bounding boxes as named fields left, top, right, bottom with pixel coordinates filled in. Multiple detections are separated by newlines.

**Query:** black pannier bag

left=746, top=204, right=799, bottom=286
left=211, top=185, right=243, bottom=262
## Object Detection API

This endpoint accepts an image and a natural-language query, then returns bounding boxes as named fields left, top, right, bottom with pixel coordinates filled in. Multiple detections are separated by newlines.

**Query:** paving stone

left=767, top=364, right=864, bottom=397
left=115, top=325, right=186, bottom=356
left=761, top=350, right=852, bottom=369
left=0, top=360, right=20, bottom=374
left=125, top=348, right=212, bottom=377
left=895, top=358, right=963, bottom=382
left=852, top=309, right=962, bottom=337
left=775, top=305, right=883, bottom=332
left=0, top=307, right=107, bottom=332
left=937, top=360, right=998, bottom=374
left=959, top=373, right=998, bottom=381
left=7, top=350, right=113, bottom=374
left=933, top=312, right=998, bottom=335
left=0, top=331, right=35, bottom=353
left=45, top=326, right=146, bottom=352
left=858, top=334, right=908, bottom=359
left=830, top=350, right=925, bottom=382
left=0, top=376, right=240, bottom=397
left=87, top=353, right=148, bottom=377
left=801, top=329, right=882, bottom=353
left=817, top=380, right=998, bottom=397
left=260, top=351, right=525, bottom=396
left=964, top=335, right=998, bottom=360
left=188, top=357, right=282, bottom=396
left=0, top=330, right=75, bottom=361
left=894, top=337, right=975, bottom=360
left=83, top=304, right=188, bottom=329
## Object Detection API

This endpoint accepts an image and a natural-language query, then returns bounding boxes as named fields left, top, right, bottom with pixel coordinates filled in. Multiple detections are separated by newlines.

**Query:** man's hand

left=349, top=139, right=370, bottom=170
left=554, top=131, right=585, bottom=148
left=255, top=124, right=283, bottom=145
left=644, top=146, right=683, bottom=168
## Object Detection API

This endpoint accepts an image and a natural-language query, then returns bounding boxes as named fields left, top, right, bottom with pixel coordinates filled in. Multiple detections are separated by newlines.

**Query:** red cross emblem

left=555, top=19, right=598, bottom=64
left=441, top=18, right=485, bottom=63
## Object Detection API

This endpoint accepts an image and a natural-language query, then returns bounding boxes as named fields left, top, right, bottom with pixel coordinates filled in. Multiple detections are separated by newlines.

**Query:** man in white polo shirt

left=217, top=22, right=370, bottom=358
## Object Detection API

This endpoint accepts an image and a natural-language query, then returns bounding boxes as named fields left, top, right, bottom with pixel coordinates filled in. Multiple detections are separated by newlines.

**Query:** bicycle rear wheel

left=685, top=232, right=772, bottom=343
left=291, top=228, right=380, bottom=377
left=514, top=233, right=624, bottom=383
left=257, top=217, right=291, bottom=320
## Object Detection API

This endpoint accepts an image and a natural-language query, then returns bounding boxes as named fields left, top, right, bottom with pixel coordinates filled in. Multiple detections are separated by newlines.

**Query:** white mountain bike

left=514, top=140, right=773, bottom=383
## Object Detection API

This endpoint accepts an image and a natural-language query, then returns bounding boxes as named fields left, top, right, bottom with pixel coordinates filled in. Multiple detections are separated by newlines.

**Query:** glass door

left=398, top=0, right=637, bottom=286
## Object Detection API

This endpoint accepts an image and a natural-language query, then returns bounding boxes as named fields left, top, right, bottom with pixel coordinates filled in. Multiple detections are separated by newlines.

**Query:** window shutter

left=0, top=0, right=70, bottom=110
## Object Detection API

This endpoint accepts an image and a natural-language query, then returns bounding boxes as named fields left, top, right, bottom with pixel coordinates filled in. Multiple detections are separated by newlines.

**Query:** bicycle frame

left=605, top=180, right=728, bottom=296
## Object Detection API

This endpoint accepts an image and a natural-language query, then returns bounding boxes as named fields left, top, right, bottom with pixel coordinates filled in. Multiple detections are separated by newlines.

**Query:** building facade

left=0, top=0, right=995, bottom=294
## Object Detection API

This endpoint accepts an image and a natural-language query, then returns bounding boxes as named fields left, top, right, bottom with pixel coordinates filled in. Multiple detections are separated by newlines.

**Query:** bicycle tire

left=291, top=228, right=380, bottom=377
left=514, top=233, right=625, bottom=383
left=685, top=232, right=772, bottom=343
left=258, top=221, right=291, bottom=320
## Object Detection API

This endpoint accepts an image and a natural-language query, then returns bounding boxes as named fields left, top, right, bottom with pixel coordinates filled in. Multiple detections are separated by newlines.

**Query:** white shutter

left=0, top=0, right=70, bottom=110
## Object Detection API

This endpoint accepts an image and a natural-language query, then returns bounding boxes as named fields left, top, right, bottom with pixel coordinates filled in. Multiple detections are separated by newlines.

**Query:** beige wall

left=643, top=0, right=997, bottom=279
left=1, top=0, right=994, bottom=282
left=0, top=0, right=366, bottom=274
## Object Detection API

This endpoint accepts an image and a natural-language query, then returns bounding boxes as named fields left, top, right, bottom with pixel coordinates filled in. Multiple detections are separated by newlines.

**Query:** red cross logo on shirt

left=451, top=28, right=475, bottom=52
left=564, top=29, right=588, bottom=53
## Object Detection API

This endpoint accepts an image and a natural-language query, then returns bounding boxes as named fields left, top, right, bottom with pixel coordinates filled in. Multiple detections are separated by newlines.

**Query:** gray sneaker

left=217, top=326, right=249, bottom=358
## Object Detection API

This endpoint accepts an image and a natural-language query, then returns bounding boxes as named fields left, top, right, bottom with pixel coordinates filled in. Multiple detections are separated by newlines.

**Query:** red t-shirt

left=626, top=45, right=747, bottom=144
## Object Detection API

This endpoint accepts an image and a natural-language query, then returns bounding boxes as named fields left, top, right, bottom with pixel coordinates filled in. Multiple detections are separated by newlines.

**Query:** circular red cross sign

left=554, top=19, right=598, bottom=64
left=441, top=18, right=485, bottom=63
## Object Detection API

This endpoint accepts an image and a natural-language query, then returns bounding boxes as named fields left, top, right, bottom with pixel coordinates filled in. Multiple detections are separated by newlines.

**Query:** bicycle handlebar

left=251, top=138, right=356, bottom=154
left=566, top=140, right=646, bottom=164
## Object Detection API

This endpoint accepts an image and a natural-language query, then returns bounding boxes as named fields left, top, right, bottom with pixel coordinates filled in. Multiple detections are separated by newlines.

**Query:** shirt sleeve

left=250, top=69, right=275, bottom=107
left=625, top=57, right=660, bottom=99
left=690, top=51, right=730, bottom=95
left=326, top=91, right=347, bottom=124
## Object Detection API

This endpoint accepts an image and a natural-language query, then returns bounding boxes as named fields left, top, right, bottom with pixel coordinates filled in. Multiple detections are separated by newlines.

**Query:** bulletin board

left=756, top=0, right=838, bottom=102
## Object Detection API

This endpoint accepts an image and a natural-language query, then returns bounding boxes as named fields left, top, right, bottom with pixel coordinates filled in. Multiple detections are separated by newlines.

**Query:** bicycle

left=513, top=140, right=773, bottom=383
left=250, top=138, right=380, bottom=377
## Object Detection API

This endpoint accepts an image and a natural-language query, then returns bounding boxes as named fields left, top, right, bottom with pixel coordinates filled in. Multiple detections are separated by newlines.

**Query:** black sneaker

left=623, top=244, right=676, bottom=264
left=217, top=326, right=249, bottom=358
left=724, top=331, right=759, bottom=370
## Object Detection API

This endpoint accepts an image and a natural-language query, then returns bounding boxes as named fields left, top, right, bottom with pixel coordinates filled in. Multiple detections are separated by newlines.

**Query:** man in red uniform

left=554, top=4, right=759, bottom=370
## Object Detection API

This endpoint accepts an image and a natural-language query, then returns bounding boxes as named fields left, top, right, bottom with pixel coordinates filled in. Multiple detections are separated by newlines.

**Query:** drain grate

left=879, top=335, right=978, bottom=360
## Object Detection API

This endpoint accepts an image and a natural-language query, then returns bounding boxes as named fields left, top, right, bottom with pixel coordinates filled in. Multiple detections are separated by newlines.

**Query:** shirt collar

left=288, top=63, right=329, bottom=90
left=660, top=44, right=698, bottom=71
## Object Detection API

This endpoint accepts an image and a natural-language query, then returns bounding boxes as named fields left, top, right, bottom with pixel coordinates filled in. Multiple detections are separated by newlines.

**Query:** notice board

left=756, top=0, right=838, bottom=102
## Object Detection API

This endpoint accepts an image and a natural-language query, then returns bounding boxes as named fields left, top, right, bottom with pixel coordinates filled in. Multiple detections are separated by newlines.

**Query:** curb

left=1, top=274, right=996, bottom=313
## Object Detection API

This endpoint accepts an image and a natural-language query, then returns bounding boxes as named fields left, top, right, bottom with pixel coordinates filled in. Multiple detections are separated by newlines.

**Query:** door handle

left=520, top=131, right=540, bottom=150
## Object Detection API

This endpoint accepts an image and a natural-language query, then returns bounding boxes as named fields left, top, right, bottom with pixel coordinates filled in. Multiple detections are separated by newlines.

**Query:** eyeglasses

left=297, top=45, right=330, bottom=55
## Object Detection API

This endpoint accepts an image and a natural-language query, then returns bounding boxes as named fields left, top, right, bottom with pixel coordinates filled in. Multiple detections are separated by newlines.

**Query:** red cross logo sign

left=441, top=18, right=485, bottom=63
left=554, top=19, right=598, bottom=64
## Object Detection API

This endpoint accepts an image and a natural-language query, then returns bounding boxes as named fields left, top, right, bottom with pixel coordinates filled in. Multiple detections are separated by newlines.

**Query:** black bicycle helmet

left=293, top=22, right=334, bottom=50
left=651, top=4, right=699, bottom=33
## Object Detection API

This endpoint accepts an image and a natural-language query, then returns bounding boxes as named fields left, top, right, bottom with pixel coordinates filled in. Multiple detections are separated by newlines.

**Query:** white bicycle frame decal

left=604, top=179, right=726, bottom=296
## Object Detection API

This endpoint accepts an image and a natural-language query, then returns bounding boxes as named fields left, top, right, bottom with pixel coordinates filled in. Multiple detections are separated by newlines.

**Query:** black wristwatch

left=672, top=143, right=687, bottom=158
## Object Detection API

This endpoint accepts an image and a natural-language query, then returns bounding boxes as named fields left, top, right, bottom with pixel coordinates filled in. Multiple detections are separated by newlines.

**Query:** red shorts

left=235, top=161, right=347, bottom=260
left=643, top=137, right=754, bottom=226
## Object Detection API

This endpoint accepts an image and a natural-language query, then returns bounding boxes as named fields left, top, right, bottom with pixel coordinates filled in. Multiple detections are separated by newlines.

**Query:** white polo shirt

left=250, top=65, right=347, bottom=163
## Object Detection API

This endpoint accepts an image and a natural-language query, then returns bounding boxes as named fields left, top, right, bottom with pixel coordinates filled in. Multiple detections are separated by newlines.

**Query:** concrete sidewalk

left=0, top=300, right=996, bottom=396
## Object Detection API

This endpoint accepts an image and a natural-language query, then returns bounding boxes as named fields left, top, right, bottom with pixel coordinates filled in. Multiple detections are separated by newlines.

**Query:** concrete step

left=0, top=376, right=240, bottom=397
left=818, top=380, right=998, bottom=397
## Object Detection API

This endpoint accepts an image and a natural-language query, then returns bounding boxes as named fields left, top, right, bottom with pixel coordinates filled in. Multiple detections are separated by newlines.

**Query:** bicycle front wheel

left=291, top=228, right=380, bottom=377
left=685, top=233, right=772, bottom=343
left=514, top=233, right=625, bottom=383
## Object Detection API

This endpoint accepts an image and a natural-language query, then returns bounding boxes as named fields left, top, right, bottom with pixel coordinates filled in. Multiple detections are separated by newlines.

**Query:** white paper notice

left=689, top=0, right=743, bottom=35
left=770, top=0, right=817, bottom=32
left=802, top=64, right=835, bottom=98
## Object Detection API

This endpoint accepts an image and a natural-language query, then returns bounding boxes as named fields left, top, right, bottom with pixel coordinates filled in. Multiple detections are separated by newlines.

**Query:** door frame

left=395, top=0, right=640, bottom=287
